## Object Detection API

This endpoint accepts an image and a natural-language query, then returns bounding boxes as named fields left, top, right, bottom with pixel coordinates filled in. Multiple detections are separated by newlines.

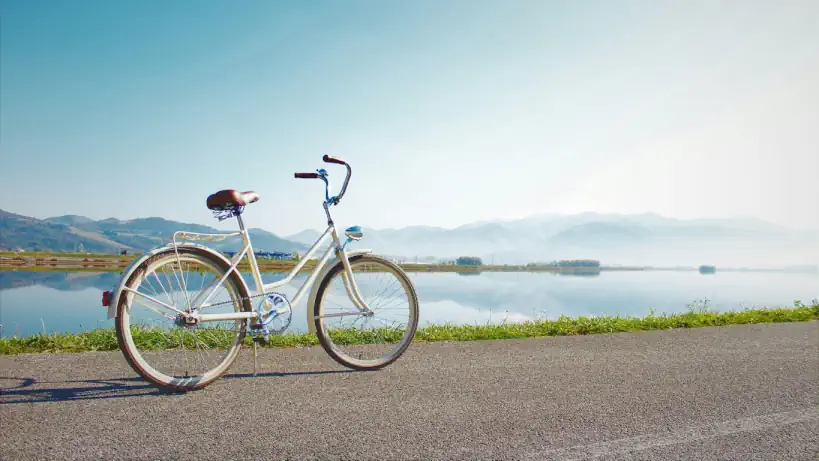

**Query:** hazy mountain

left=547, top=222, right=653, bottom=247
left=211, top=228, right=308, bottom=253
left=4, top=207, right=817, bottom=267
left=0, top=209, right=307, bottom=254
left=293, top=212, right=819, bottom=267
left=284, top=229, right=323, bottom=245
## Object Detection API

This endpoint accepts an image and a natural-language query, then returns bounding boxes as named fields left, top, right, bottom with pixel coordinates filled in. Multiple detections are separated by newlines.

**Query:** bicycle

left=101, top=155, right=419, bottom=392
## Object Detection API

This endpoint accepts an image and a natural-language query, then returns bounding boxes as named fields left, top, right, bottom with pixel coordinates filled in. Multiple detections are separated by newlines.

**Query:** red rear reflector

left=102, top=291, right=111, bottom=307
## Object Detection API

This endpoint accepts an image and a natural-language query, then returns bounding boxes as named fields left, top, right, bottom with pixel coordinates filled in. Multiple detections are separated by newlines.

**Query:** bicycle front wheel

left=313, top=254, right=419, bottom=370
left=115, top=246, right=252, bottom=392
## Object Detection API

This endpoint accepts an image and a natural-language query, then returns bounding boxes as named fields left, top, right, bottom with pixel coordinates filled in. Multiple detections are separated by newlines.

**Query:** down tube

left=261, top=227, right=333, bottom=293
left=289, top=244, right=337, bottom=307
left=193, top=246, right=249, bottom=309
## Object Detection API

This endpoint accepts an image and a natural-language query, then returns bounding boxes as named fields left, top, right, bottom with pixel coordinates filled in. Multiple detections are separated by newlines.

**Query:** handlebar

left=322, top=154, right=346, bottom=165
left=294, top=155, right=352, bottom=206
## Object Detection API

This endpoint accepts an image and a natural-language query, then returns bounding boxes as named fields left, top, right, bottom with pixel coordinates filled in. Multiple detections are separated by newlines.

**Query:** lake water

left=0, top=269, right=816, bottom=338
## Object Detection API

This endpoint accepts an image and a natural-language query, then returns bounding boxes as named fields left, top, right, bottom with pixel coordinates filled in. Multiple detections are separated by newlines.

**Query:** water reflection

left=0, top=269, right=816, bottom=339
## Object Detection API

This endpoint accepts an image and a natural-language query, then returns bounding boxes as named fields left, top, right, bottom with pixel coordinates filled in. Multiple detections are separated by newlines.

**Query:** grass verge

left=1, top=300, right=817, bottom=355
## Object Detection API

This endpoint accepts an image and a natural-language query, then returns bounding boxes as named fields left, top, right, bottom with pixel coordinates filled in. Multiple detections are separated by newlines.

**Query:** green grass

left=1, top=300, right=817, bottom=355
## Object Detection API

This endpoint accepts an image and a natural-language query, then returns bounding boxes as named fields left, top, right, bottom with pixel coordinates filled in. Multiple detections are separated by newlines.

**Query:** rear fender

left=305, top=249, right=372, bottom=334
left=105, top=243, right=250, bottom=320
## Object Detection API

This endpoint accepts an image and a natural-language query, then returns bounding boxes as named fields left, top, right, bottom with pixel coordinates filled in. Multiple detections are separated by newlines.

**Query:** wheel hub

left=174, top=313, right=199, bottom=328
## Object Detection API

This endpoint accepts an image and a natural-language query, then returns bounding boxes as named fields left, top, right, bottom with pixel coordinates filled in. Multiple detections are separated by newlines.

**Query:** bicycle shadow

left=0, top=369, right=360, bottom=405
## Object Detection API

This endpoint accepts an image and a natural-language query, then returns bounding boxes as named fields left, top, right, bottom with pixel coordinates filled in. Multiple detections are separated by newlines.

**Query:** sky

left=1, top=0, right=817, bottom=237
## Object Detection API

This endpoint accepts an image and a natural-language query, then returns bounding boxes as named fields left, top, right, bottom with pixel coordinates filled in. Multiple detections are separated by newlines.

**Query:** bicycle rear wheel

left=313, top=254, right=419, bottom=370
left=115, top=246, right=252, bottom=392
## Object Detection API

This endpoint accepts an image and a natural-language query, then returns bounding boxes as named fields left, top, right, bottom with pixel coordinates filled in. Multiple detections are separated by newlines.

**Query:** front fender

left=305, top=249, right=372, bottom=334
left=105, top=243, right=249, bottom=320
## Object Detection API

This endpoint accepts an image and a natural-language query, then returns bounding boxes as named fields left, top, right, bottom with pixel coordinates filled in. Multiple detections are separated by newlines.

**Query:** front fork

left=335, top=240, right=372, bottom=315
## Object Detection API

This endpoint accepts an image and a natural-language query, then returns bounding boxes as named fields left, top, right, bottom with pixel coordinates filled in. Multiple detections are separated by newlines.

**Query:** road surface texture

left=2, top=321, right=818, bottom=461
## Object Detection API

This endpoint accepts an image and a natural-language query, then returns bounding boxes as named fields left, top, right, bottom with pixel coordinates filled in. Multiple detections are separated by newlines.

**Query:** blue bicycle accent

left=342, top=225, right=363, bottom=250
left=252, top=292, right=292, bottom=339
left=314, top=168, right=338, bottom=205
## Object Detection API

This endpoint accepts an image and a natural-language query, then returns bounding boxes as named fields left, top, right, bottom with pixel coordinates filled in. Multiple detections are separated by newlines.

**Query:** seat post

left=236, top=214, right=246, bottom=232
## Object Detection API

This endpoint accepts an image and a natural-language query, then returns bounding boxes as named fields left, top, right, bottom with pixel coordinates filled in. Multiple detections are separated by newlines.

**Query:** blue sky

left=2, top=0, right=817, bottom=236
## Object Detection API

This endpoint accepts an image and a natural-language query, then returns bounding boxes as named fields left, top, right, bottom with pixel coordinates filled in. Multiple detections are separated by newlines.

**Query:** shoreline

left=2, top=302, right=817, bottom=354
left=1, top=252, right=814, bottom=274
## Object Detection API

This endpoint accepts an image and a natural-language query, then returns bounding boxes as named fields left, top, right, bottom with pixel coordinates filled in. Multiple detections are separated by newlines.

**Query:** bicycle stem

left=300, top=155, right=352, bottom=227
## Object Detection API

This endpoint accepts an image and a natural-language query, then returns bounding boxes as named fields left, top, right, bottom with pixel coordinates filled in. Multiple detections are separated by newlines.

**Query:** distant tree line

left=456, top=256, right=483, bottom=266
left=223, top=250, right=297, bottom=261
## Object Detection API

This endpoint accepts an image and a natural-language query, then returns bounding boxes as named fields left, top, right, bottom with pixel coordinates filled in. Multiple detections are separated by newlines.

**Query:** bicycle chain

left=187, top=291, right=291, bottom=333
left=203, top=290, right=285, bottom=309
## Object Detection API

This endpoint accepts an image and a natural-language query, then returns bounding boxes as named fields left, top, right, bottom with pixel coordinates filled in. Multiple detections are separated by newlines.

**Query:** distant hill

left=42, top=215, right=97, bottom=227
left=0, top=209, right=122, bottom=253
left=0, top=209, right=308, bottom=254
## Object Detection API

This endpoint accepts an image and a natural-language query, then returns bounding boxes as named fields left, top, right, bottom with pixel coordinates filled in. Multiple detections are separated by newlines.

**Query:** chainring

left=255, top=292, right=292, bottom=335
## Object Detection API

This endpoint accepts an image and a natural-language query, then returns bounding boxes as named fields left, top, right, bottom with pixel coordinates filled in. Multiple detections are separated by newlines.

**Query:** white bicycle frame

left=117, top=157, right=373, bottom=326
left=168, top=218, right=372, bottom=324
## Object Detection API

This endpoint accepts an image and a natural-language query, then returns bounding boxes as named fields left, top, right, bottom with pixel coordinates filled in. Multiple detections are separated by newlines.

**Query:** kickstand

left=253, top=340, right=258, bottom=376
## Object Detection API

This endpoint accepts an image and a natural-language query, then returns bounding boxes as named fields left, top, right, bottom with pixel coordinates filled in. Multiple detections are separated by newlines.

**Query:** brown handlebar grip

left=322, top=154, right=346, bottom=165
left=294, top=172, right=319, bottom=178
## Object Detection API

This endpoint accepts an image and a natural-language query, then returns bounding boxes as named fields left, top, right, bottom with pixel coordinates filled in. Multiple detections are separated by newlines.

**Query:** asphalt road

left=2, top=321, right=817, bottom=461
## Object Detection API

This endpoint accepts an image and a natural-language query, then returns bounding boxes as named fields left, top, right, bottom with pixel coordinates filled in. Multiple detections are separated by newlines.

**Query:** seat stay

left=189, top=245, right=250, bottom=311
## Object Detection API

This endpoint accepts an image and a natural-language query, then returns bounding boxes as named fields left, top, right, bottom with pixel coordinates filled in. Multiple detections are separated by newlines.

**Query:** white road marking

left=527, top=406, right=819, bottom=460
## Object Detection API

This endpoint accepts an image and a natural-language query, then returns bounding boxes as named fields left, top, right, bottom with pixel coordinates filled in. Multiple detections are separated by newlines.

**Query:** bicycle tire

left=115, top=246, right=252, bottom=392
left=312, top=254, right=419, bottom=370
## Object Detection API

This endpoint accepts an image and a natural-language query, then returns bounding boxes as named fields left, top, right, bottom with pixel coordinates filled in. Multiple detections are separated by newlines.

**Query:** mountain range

left=0, top=209, right=307, bottom=255
left=1, top=208, right=817, bottom=267
left=284, top=212, right=818, bottom=267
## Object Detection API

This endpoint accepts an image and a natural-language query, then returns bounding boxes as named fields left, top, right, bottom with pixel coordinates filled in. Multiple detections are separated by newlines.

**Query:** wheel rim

left=119, top=252, right=247, bottom=387
left=316, top=257, right=418, bottom=367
